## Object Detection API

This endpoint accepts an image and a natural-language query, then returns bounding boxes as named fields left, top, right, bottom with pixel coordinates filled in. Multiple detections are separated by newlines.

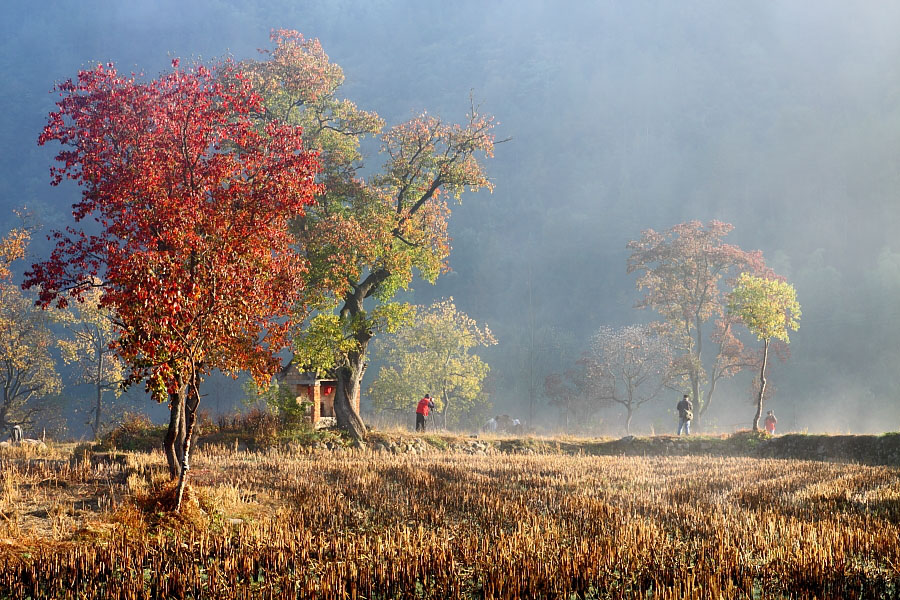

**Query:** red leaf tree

left=24, top=59, right=319, bottom=507
left=626, top=221, right=771, bottom=429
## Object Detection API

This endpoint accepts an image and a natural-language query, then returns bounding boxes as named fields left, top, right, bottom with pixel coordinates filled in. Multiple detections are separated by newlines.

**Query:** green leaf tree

left=54, top=285, right=125, bottom=440
left=0, top=227, right=62, bottom=435
left=369, top=299, right=496, bottom=430
left=244, top=31, right=497, bottom=439
left=543, top=364, right=597, bottom=433
left=727, top=273, right=801, bottom=431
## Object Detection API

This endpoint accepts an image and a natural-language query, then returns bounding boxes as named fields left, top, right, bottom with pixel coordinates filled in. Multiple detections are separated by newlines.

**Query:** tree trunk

left=0, top=402, right=8, bottom=438
left=334, top=354, right=367, bottom=441
left=752, top=339, right=769, bottom=432
left=625, top=406, right=633, bottom=434
left=689, top=374, right=702, bottom=432
left=439, top=401, right=450, bottom=432
left=92, top=350, right=104, bottom=440
left=164, top=390, right=186, bottom=479
left=175, top=377, right=201, bottom=512
left=92, top=386, right=103, bottom=441
left=333, top=277, right=383, bottom=441
left=703, top=376, right=719, bottom=429
left=691, top=316, right=704, bottom=432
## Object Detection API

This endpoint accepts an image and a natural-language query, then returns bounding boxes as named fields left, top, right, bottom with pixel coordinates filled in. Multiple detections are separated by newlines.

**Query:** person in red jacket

left=416, top=394, right=435, bottom=432
left=764, top=410, right=777, bottom=435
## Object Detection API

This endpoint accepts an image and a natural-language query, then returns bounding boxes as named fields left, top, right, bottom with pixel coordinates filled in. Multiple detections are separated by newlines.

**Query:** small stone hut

left=278, top=363, right=360, bottom=426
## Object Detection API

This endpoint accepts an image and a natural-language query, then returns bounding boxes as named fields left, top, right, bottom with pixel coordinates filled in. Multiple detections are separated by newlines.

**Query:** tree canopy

left=24, top=58, right=320, bottom=507
left=543, top=365, right=596, bottom=433
left=626, top=220, right=769, bottom=428
left=727, top=273, right=801, bottom=431
left=727, top=274, right=801, bottom=344
left=0, top=228, right=62, bottom=434
left=245, top=30, right=498, bottom=439
left=54, top=285, right=125, bottom=440
left=584, top=325, right=672, bottom=433
left=369, top=299, right=496, bottom=429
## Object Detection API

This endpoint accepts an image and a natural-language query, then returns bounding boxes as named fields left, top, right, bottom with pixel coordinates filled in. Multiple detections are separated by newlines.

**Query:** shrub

left=99, top=412, right=166, bottom=452
left=215, top=407, right=309, bottom=449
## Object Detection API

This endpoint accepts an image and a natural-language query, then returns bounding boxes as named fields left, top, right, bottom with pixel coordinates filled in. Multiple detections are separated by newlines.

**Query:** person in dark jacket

left=676, top=394, right=693, bottom=436
left=416, top=394, right=435, bottom=432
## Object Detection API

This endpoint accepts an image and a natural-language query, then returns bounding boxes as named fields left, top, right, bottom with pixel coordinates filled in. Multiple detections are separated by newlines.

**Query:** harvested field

left=0, top=444, right=898, bottom=599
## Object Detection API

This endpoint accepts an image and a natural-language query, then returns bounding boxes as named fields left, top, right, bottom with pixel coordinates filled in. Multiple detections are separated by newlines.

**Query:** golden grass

left=0, top=445, right=897, bottom=598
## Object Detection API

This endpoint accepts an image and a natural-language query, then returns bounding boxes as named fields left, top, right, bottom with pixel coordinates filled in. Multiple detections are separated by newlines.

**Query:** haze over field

left=2, top=1, right=899, bottom=435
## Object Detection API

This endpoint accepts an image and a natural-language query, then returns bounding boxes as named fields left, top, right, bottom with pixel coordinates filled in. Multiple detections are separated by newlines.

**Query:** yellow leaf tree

left=244, top=30, right=497, bottom=440
left=0, top=227, right=62, bottom=435
left=54, top=285, right=125, bottom=440
left=727, top=273, right=801, bottom=431
left=369, top=299, right=496, bottom=429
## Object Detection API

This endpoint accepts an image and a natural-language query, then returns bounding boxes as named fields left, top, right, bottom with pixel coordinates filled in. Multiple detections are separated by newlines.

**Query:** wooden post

left=313, top=383, right=321, bottom=422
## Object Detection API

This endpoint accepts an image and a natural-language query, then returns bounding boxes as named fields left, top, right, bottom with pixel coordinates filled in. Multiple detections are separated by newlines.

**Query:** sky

left=2, top=1, right=899, bottom=436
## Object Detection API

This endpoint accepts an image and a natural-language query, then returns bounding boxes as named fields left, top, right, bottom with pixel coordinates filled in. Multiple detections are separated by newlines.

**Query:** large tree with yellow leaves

left=245, top=31, right=498, bottom=439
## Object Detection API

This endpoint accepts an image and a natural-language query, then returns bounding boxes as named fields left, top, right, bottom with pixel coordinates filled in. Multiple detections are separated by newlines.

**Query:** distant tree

left=626, top=221, right=769, bottom=430
left=0, top=227, right=62, bottom=435
left=54, top=285, right=125, bottom=440
left=369, top=299, right=496, bottom=429
left=24, top=59, right=319, bottom=509
left=543, top=364, right=596, bottom=433
left=584, top=325, right=672, bottom=434
left=727, top=273, right=800, bottom=431
left=244, top=30, right=497, bottom=440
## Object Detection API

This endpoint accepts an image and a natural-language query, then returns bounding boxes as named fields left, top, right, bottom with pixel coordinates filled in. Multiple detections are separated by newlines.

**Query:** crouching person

left=415, top=394, right=435, bottom=432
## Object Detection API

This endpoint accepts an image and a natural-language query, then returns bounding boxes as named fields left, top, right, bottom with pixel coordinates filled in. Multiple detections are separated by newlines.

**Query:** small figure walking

left=676, top=394, right=693, bottom=436
left=764, top=410, right=777, bottom=435
left=416, top=394, right=435, bottom=432
left=10, top=425, right=23, bottom=444
left=483, top=416, right=498, bottom=433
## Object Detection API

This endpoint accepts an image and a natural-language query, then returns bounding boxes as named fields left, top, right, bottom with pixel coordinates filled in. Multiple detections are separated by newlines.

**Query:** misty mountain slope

left=1, top=0, right=899, bottom=434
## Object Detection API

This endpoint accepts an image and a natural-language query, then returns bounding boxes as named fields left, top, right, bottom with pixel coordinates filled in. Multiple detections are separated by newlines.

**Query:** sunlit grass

left=0, top=443, right=897, bottom=598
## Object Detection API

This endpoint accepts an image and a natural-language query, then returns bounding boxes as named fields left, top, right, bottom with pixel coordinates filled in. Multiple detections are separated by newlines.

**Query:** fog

left=2, top=1, right=899, bottom=436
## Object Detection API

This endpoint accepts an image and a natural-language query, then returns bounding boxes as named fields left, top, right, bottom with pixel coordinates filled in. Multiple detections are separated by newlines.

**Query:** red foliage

left=24, top=59, right=320, bottom=395
left=626, top=220, right=772, bottom=324
left=626, top=221, right=774, bottom=419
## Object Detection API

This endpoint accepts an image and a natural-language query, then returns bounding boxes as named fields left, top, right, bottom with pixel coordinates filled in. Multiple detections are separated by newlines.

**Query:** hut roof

left=275, top=362, right=338, bottom=385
